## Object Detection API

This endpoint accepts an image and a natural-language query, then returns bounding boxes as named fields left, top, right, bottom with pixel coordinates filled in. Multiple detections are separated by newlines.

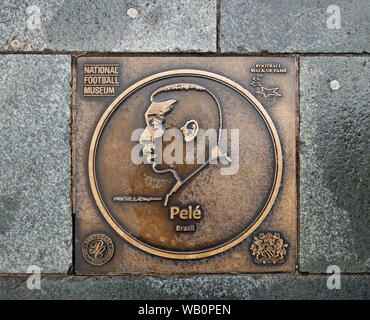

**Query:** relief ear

left=180, top=119, right=199, bottom=142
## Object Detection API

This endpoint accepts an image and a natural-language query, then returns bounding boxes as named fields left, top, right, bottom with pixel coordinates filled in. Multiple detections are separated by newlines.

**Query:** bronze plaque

left=75, top=56, right=297, bottom=274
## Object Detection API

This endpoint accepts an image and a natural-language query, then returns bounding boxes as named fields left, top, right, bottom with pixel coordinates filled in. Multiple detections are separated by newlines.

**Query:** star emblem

left=256, top=86, right=282, bottom=98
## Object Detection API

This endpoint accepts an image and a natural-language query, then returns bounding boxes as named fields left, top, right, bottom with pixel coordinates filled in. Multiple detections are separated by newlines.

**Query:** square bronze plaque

left=75, top=56, right=297, bottom=274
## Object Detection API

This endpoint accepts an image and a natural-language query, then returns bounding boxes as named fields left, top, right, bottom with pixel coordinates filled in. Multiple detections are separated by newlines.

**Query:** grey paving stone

left=221, top=0, right=370, bottom=53
left=300, top=57, right=369, bottom=272
left=0, top=0, right=217, bottom=52
left=0, top=55, right=72, bottom=272
left=0, top=275, right=368, bottom=299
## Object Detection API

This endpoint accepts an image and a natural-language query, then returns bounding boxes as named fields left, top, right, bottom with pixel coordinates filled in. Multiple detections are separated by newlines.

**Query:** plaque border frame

left=88, top=69, right=283, bottom=260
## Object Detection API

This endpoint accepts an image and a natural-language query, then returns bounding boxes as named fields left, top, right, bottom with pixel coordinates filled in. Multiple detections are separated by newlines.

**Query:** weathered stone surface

left=0, top=55, right=72, bottom=272
left=0, top=275, right=368, bottom=299
left=0, top=0, right=217, bottom=52
left=300, top=57, right=369, bottom=272
left=221, top=0, right=370, bottom=53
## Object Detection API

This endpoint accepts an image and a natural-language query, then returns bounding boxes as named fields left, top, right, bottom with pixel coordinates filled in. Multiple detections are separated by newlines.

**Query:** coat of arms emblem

left=250, top=232, right=288, bottom=264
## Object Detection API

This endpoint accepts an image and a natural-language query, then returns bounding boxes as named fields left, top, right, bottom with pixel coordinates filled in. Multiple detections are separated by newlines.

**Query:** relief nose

left=139, top=127, right=152, bottom=144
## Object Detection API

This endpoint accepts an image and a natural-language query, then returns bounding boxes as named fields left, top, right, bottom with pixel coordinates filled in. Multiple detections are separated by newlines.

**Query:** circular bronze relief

left=82, top=233, right=115, bottom=266
left=88, top=69, right=282, bottom=260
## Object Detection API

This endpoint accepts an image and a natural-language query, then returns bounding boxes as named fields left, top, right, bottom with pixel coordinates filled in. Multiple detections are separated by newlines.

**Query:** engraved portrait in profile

left=131, top=82, right=231, bottom=207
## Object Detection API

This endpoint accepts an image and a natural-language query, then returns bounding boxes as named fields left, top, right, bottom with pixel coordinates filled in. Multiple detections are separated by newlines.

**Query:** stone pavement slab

left=0, top=0, right=217, bottom=52
left=299, top=56, right=369, bottom=272
left=221, top=0, right=370, bottom=53
left=0, top=274, right=368, bottom=299
left=0, top=54, right=72, bottom=273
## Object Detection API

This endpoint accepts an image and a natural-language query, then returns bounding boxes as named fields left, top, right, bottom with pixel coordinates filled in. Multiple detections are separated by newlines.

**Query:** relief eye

left=151, top=118, right=165, bottom=138
left=153, top=126, right=164, bottom=139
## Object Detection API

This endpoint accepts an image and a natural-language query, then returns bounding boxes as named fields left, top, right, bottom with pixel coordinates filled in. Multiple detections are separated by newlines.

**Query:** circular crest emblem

left=82, top=233, right=114, bottom=266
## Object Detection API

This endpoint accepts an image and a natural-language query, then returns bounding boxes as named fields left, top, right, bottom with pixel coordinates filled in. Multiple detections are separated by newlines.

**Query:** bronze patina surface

left=75, top=56, right=297, bottom=274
